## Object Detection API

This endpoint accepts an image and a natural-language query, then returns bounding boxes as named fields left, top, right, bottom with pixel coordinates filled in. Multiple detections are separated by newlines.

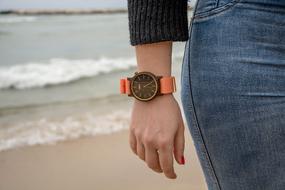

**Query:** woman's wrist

left=135, top=41, right=172, bottom=76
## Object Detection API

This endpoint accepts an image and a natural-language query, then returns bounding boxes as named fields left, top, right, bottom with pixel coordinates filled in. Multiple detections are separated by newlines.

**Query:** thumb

left=173, top=121, right=185, bottom=165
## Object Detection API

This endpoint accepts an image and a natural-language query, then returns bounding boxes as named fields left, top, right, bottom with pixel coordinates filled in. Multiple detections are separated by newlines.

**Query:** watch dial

left=132, top=73, right=158, bottom=100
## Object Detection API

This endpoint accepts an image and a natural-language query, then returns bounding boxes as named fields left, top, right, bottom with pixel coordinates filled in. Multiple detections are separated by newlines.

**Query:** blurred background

left=0, top=0, right=206, bottom=189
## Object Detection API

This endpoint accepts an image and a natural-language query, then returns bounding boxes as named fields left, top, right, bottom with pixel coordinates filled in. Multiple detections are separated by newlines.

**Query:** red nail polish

left=181, top=155, right=185, bottom=165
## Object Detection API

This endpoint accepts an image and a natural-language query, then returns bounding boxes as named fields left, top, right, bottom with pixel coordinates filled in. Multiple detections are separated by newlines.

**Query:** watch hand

left=143, top=81, right=154, bottom=88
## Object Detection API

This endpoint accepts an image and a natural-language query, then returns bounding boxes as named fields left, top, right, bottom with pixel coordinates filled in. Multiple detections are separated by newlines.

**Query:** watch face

left=131, top=72, right=158, bottom=101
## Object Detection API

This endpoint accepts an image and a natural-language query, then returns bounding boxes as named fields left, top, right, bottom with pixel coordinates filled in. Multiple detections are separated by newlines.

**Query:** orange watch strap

left=120, top=76, right=176, bottom=95
left=160, top=76, right=176, bottom=94
left=120, top=78, right=131, bottom=95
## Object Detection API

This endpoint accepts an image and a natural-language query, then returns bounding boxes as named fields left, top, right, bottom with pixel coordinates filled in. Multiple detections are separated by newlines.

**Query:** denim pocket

left=193, top=0, right=241, bottom=20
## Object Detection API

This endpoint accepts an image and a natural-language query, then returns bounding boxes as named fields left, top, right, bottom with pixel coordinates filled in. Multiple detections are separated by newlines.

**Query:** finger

left=158, top=141, right=177, bottom=179
left=136, top=137, right=145, bottom=161
left=174, top=121, right=185, bottom=165
left=145, top=145, right=163, bottom=173
left=129, top=129, right=137, bottom=154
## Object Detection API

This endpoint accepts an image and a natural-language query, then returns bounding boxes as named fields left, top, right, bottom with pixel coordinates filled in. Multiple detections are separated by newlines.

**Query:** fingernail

left=180, top=155, right=185, bottom=165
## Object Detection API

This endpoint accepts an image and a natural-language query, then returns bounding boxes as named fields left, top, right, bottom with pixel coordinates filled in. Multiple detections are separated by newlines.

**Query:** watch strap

left=120, top=76, right=176, bottom=95
left=160, top=76, right=176, bottom=94
left=120, top=78, right=131, bottom=95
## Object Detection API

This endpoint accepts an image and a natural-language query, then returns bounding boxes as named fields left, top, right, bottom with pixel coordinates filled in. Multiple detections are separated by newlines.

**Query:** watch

left=120, top=71, right=176, bottom=101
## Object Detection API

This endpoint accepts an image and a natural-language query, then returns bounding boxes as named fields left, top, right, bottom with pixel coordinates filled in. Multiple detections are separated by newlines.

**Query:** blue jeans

left=180, top=0, right=285, bottom=189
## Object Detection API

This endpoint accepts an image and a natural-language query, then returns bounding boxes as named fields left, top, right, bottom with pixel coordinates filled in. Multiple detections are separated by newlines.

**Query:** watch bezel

left=130, top=71, right=159, bottom=102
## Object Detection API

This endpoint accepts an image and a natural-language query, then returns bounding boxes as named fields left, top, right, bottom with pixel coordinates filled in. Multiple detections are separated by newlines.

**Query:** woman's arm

left=126, top=0, right=188, bottom=180
left=129, top=41, right=185, bottom=179
left=135, top=41, right=172, bottom=76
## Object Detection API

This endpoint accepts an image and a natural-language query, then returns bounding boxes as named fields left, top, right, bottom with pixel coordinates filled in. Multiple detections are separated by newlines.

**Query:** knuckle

left=134, top=128, right=142, bottom=137
left=130, top=126, right=136, bottom=133
left=143, top=135, right=154, bottom=145
left=158, top=138, right=171, bottom=149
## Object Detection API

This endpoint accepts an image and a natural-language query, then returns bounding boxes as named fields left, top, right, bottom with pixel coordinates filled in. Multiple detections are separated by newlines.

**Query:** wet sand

left=0, top=129, right=207, bottom=190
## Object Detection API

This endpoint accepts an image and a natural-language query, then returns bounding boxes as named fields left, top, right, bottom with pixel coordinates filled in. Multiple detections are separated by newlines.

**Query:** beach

left=0, top=129, right=207, bottom=190
left=0, top=10, right=207, bottom=190
left=0, top=90, right=207, bottom=190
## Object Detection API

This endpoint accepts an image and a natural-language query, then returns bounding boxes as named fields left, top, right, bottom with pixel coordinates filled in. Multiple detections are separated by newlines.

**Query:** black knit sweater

left=127, top=0, right=189, bottom=46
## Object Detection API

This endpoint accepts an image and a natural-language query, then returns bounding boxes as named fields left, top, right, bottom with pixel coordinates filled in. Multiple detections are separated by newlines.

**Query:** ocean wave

left=0, top=16, right=37, bottom=23
left=0, top=57, right=136, bottom=89
left=0, top=109, right=131, bottom=152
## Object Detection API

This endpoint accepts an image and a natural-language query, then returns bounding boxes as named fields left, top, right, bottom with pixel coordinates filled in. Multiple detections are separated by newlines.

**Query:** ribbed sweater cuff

left=127, top=0, right=189, bottom=46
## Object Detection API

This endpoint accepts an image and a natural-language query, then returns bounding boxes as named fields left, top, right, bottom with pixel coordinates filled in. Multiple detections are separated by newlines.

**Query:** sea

left=0, top=11, right=192, bottom=151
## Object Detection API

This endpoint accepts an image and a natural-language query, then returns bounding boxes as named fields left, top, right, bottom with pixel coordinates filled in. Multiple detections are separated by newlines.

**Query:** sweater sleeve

left=127, top=0, right=189, bottom=46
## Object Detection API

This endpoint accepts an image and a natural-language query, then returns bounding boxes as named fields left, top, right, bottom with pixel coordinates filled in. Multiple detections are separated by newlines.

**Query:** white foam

left=0, top=57, right=136, bottom=89
left=0, top=109, right=131, bottom=152
left=0, top=16, right=37, bottom=24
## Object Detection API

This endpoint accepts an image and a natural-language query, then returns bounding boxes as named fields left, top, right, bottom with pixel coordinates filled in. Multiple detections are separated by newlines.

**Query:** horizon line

left=0, top=7, right=193, bottom=15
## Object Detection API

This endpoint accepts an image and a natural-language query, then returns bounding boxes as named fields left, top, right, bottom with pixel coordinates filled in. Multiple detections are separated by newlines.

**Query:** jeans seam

left=215, top=0, right=220, bottom=8
left=193, top=0, right=241, bottom=20
left=186, top=2, right=222, bottom=189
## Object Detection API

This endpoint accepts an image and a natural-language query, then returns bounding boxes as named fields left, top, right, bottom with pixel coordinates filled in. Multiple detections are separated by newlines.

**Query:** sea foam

left=0, top=109, right=131, bottom=152
left=0, top=16, right=37, bottom=24
left=0, top=57, right=136, bottom=89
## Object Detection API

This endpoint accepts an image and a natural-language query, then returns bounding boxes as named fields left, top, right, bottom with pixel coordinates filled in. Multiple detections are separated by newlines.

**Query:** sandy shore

left=0, top=129, right=207, bottom=190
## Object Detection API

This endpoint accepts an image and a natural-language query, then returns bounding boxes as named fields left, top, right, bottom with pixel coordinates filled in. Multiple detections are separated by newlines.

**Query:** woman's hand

left=129, top=41, right=184, bottom=178
left=129, top=94, right=185, bottom=179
